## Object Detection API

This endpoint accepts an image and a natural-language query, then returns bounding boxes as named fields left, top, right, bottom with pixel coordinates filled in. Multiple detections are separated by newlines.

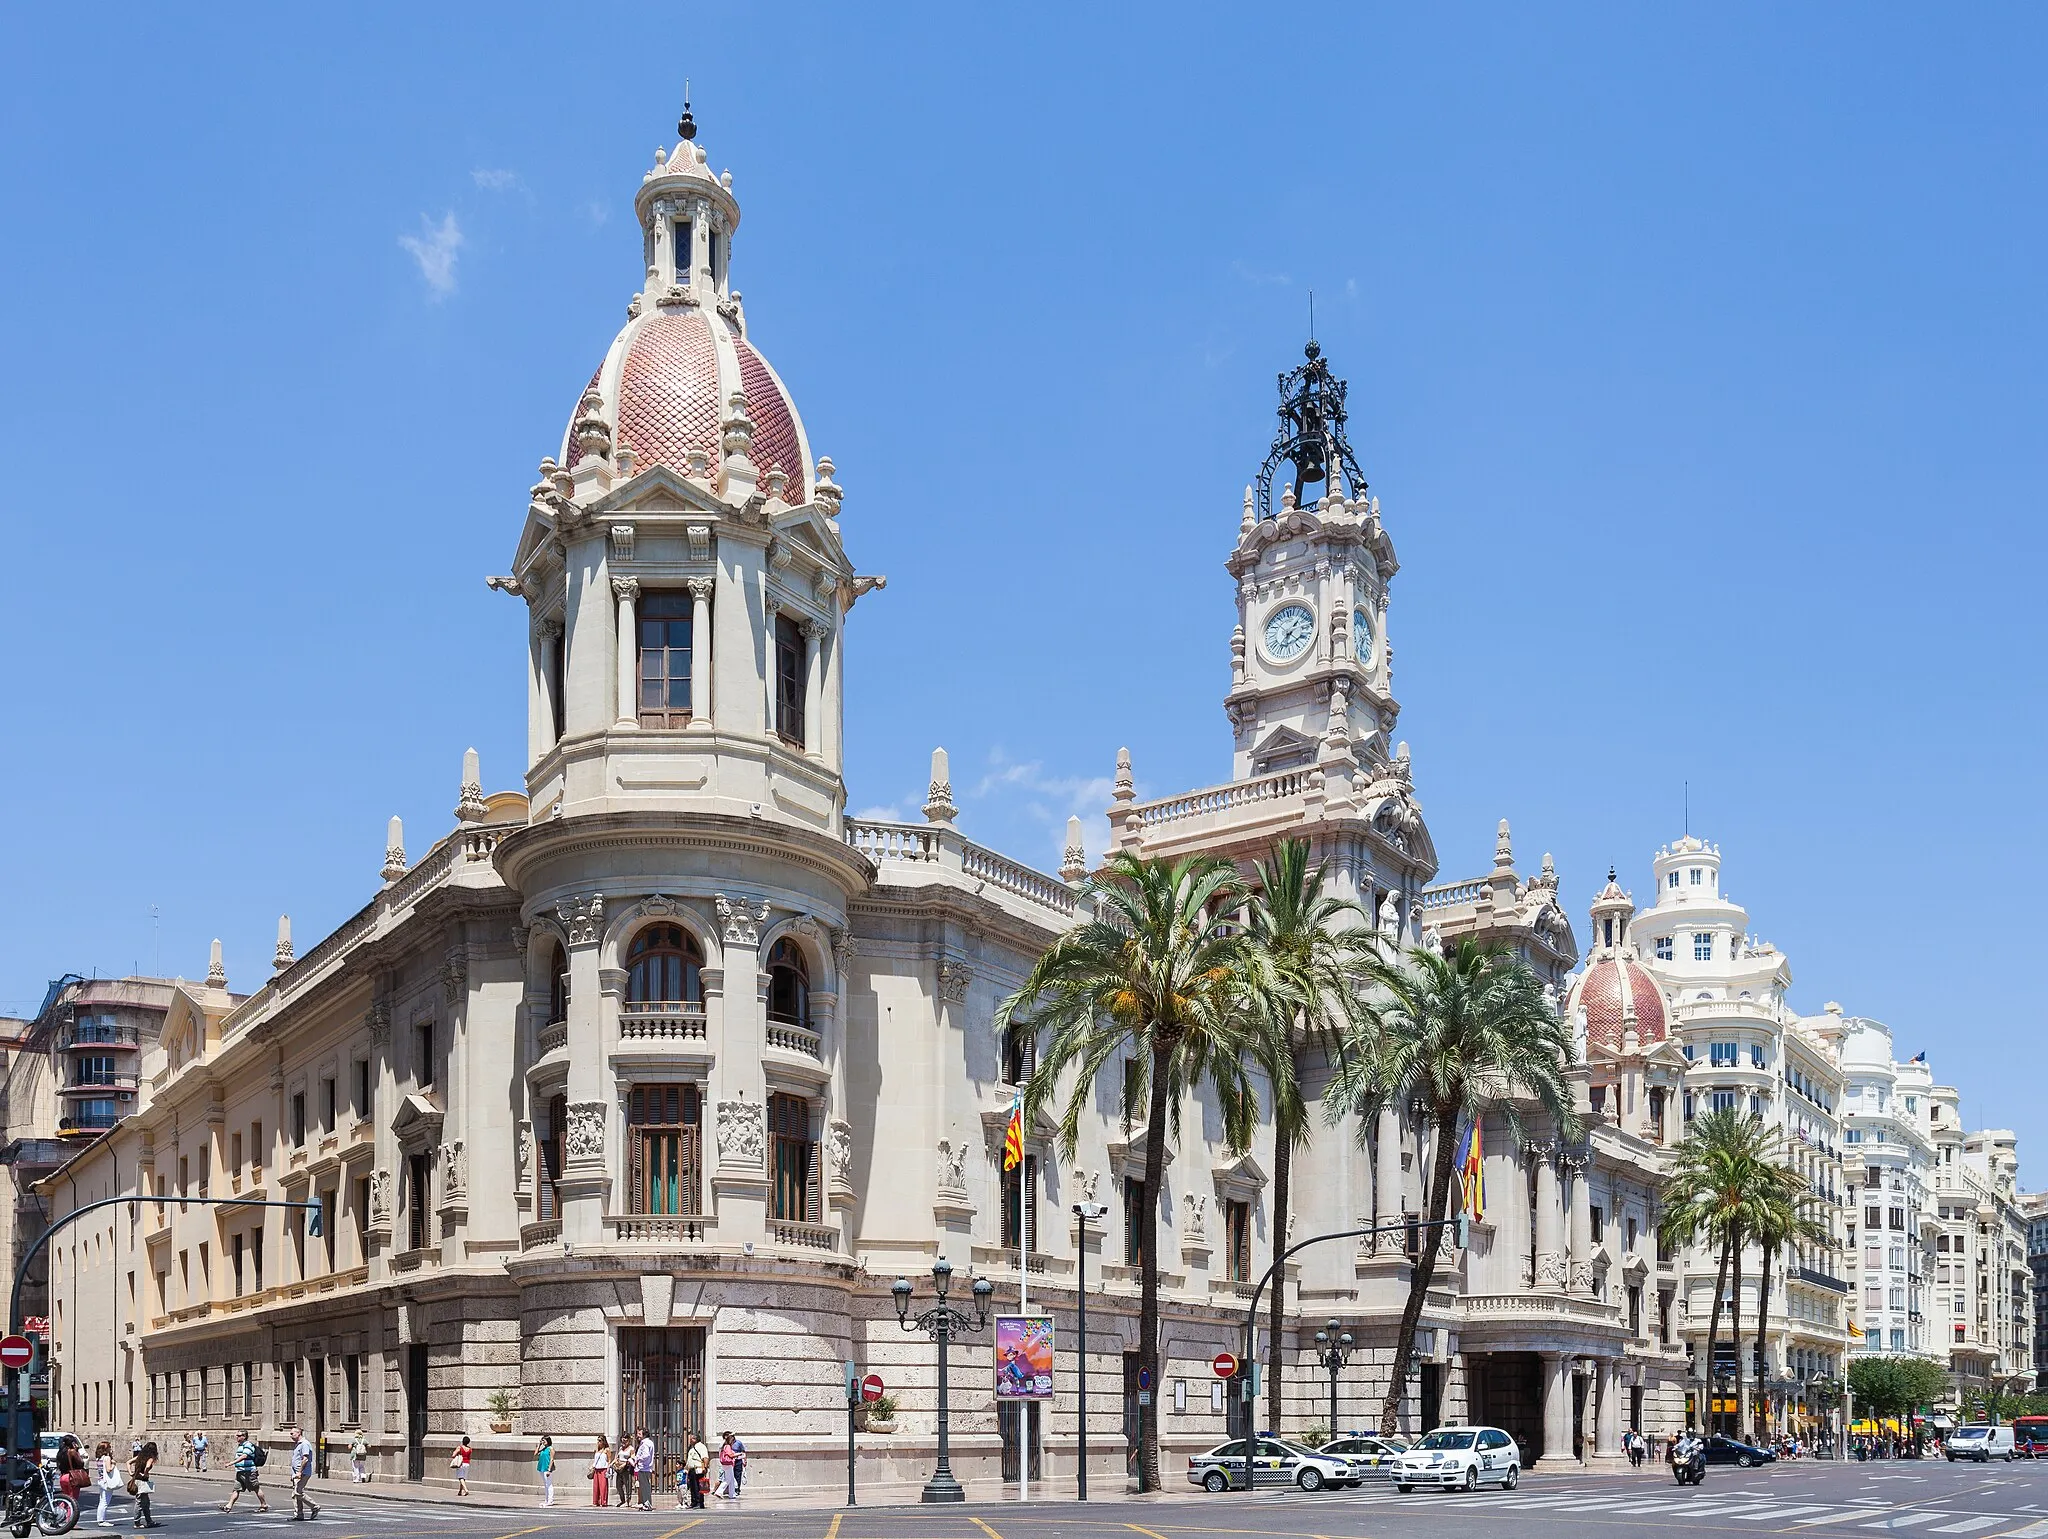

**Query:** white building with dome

left=34, top=111, right=1687, bottom=1495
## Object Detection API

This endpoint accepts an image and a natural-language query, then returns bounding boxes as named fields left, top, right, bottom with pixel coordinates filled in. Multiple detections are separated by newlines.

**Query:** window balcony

left=59, top=1023, right=140, bottom=1051
left=603, top=1213, right=715, bottom=1246
left=768, top=1217, right=839, bottom=1251
left=765, top=1018, right=822, bottom=1061
left=617, top=1003, right=707, bottom=1042
left=537, top=1019, right=568, bottom=1057
left=61, top=1073, right=139, bottom=1096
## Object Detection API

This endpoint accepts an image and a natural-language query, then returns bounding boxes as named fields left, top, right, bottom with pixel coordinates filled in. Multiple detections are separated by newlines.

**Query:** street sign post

left=845, top=1369, right=885, bottom=1506
left=1211, top=1352, right=1238, bottom=1379
left=0, top=1338, right=31, bottom=1373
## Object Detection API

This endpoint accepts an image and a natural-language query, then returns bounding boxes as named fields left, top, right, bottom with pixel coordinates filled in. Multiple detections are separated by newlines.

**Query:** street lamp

left=1073, top=1202, right=1106, bottom=1501
left=1312, top=1319, right=1353, bottom=1439
left=893, top=1258, right=994, bottom=1503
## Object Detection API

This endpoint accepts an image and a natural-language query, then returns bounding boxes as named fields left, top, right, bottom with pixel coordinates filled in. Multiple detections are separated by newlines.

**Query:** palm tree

left=997, top=851, right=1263, bottom=1493
left=1751, top=1147, right=1829, bottom=1441
left=1656, top=1108, right=1775, bottom=1432
left=1239, top=838, right=1377, bottom=1436
left=1328, top=937, right=1579, bottom=1437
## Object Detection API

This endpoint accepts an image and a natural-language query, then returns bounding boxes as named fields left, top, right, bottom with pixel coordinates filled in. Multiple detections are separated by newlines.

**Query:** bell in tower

left=1255, top=339, right=1368, bottom=517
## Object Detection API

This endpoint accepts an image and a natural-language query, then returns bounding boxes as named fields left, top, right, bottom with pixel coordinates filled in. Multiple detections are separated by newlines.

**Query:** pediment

left=1106, top=1128, right=1174, bottom=1175
left=391, top=1091, right=445, bottom=1145
left=1212, top=1152, right=1268, bottom=1201
left=980, top=1096, right=1060, bottom=1145
left=1251, top=726, right=1318, bottom=774
left=593, top=464, right=724, bottom=518
left=769, top=503, right=846, bottom=564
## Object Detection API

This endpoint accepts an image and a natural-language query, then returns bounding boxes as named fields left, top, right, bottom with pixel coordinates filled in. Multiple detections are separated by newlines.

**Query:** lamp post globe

left=892, top=1261, right=993, bottom=1503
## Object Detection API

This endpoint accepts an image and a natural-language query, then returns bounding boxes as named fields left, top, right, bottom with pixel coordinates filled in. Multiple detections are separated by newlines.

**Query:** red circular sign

left=860, top=1373, right=885, bottom=1403
left=0, top=1336, right=32, bottom=1372
left=1211, top=1352, right=1239, bottom=1379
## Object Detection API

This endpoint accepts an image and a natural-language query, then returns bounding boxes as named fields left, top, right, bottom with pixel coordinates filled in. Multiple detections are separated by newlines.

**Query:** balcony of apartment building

left=57, top=1020, right=141, bottom=1053
left=60, top=1064, right=140, bottom=1097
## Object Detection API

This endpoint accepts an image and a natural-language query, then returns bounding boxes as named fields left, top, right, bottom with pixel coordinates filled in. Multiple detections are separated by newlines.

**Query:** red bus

left=2013, top=1416, right=2048, bottom=1458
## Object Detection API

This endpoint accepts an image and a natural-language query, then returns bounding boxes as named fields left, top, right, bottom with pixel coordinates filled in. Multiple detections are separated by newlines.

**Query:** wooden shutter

left=806, top=1132, right=823, bottom=1223
left=1025, top=1155, right=1038, bottom=1253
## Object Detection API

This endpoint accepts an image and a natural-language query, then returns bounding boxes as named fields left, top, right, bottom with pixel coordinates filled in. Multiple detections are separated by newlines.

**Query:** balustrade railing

left=606, top=1214, right=713, bottom=1244
left=1125, top=768, right=1308, bottom=831
left=844, top=820, right=1078, bottom=922
left=1420, top=880, right=1489, bottom=910
left=768, top=1218, right=838, bottom=1251
left=537, top=1019, right=568, bottom=1056
left=845, top=820, right=941, bottom=863
left=765, top=1019, right=822, bottom=1060
left=618, top=1003, right=708, bottom=1041
left=962, top=841, right=1079, bottom=916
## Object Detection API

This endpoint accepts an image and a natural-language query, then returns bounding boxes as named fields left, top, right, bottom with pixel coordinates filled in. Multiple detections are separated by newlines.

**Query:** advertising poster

left=993, top=1314, right=1054, bottom=1399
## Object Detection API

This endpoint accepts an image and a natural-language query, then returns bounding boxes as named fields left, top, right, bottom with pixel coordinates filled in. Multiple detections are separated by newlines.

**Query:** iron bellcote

left=1254, top=340, right=1368, bottom=520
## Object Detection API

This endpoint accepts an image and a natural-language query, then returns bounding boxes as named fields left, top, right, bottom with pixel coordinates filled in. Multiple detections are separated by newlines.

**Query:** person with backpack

left=348, top=1431, right=367, bottom=1484
left=221, top=1432, right=270, bottom=1514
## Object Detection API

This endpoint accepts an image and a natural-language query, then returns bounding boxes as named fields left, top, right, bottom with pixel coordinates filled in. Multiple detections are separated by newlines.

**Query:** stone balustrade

left=1125, top=767, right=1309, bottom=832
left=618, top=1003, right=708, bottom=1041
left=605, top=1213, right=714, bottom=1244
left=765, top=1019, right=822, bottom=1060
left=845, top=818, right=1080, bottom=925
left=769, top=1218, right=839, bottom=1251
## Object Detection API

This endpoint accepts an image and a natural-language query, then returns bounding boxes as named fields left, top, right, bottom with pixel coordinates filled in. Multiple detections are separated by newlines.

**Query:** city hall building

left=39, top=113, right=1687, bottom=1495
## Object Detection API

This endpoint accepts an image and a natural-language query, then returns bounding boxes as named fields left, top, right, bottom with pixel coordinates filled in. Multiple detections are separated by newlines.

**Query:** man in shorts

left=221, top=1432, right=270, bottom=1513
left=288, top=1427, right=320, bottom=1521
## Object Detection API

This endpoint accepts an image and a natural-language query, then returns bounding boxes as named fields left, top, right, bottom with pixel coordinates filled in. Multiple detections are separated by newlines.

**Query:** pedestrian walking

left=95, top=1441, right=123, bottom=1526
left=348, top=1431, right=367, bottom=1484
left=715, top=1433, right=737, bottom=1500
left=588, top=1437, right=610, bottom=1507
left=535, top=1436, right=554, bottom=1506
left=730, top=1433, right=747, bottom=1495
left=632, top=1428, right=654, bottom=1511
left=681, top=1432, right=708, bottom=1509
left=221, top=1432, right=271, bottom=1515
left=611, top=1434, right=633, bottom=1507
left=289, top=1426, right=320, bottom=1521
left=450, top=1436, right=472, bottom=1497
left=128, top=1441, right=159, bottom=1531
left=179, top=1435, right=193, bottom=1473
left=193, top=1432, right=209, bottom=1474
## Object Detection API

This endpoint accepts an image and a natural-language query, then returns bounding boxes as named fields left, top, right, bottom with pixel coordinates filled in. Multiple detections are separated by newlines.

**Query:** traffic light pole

left=1237, top=1215, right=1465, bottom=1496
left=3, top=1194, right=322, bottom=1473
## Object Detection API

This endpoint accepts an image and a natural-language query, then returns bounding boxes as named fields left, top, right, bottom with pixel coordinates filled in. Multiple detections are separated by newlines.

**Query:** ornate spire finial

left=923, top=747, right=957, bottom=825
left=1061, top=816, right=1088, bottom=885
left=207, top=939, right=227, bottom=989
left=382, top=816, right=408, bottom=885
left=679, top=81, right=696, bottom=142
left=456, top=747, right=488, bottom=823
left=273, top=914, right=295, bottom=972
left=1494, top=818, right=1514, bottom=868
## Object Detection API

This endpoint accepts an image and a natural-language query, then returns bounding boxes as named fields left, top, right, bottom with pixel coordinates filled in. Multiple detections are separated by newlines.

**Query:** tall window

left=627, top=1085, right=702, bottom=1216
left=999, top=1154, right=1038, bottom=1252
left=774, top=614, right=806, bottom=748
left=766, top=939, right=809, bottom=1027
left=546, top=944, right=569, bottom=1024
left=1693, top=932, right=1714, bottom=961
left=1654, top=936, right=1673, bottom=960
left=291, top=1093, right=307, bottom=1147
left=353, top=1060, right=371, bottom=1120
left=1001, top=1025, right=1036, bottom=1086
left=637, top=592, right=695, bottom=728
left=1224, top=1199, right=1252, bottom=1283
left=549, top=626, right=566, bottom=741
left=673, top=218, right=693, bottom=280
left=627, top=925, right=704, bottom=1006
left=74, top=1054, right=116, bottom=1088
left=538, top=1094, right=567, bottom=1222
left=415, top=1021, right=437, bottom=1090
left=407, top=1153, right=431, bottom=1251
left=768, top=1093, right=819, bottom=1223
left=1123, top=1175, right=1147, bottom=1266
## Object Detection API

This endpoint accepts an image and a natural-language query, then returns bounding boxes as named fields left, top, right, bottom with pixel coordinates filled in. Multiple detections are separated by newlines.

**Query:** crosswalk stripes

left=1859, top=1517, right=1945, bottom=1531
left=1928, top=1520, right=2007, bottom=1534
left=2003, top=1521, right=2048, bottom=1538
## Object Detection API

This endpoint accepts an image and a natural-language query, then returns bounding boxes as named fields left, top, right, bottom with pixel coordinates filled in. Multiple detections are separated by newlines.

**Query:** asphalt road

left=112, top=1460, right=2048, bottom=1539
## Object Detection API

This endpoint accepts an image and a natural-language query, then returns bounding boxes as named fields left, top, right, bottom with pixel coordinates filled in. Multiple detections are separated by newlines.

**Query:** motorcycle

left=1671, top=1443, right=1707, bottom=1486
left=3, top=1462, right=76, bottom=1537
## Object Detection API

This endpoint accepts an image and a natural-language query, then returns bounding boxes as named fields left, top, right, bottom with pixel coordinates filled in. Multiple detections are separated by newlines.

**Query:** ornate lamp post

left=1072, top=1202, right=1106, bottom=1501
left=893, top=1259, right=994, bottom=1503
left=1312, top=1318, right=1353, bottom=1438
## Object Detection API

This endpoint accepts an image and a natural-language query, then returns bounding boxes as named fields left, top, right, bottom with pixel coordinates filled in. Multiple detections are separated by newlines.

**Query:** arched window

left=627, top=925, right=703, bottom=1005
left=766, top=938, right=809, bottom=1027
left=545, top=944, right=568, bottom=1025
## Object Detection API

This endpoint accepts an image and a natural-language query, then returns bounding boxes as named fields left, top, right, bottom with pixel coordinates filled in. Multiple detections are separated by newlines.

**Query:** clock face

left=1353, top=606, right=1373, bottom=662
left=1263, top=603, right=1315, bottom=661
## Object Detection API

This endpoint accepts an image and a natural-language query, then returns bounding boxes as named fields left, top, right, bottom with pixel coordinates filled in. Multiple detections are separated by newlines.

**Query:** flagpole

left=1019, top=1144, right=1030, bottom=1504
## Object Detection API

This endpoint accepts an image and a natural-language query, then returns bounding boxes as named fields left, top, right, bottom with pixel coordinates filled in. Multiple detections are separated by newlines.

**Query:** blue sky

left=5, top=7, right=2045, bottom=1164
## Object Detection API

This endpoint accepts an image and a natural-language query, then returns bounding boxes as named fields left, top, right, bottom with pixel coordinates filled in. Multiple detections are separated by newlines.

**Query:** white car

left=1946, top=1425, right=2016, bottom=1462
left=1393, top=1425, right=1521, bottom=1492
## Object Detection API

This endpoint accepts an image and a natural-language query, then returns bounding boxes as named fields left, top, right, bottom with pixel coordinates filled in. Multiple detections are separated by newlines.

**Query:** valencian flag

left=1459, top=1118, right=1485, bottom=1222
left=1002, top=1088, right=1024, bottom=1172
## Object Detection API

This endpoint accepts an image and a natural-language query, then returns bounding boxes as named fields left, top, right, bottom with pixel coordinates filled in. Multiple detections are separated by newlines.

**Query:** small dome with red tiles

left=1570, top=956, right=1668, bottom=1050
left=558, top=131, right=813, bottom=502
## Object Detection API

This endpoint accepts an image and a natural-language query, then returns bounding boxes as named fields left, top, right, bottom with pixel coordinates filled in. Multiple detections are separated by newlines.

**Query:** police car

left=1187, top=1437, right=1361, bottom=1491
left=1392, top=1425, right=1521, bottom=1492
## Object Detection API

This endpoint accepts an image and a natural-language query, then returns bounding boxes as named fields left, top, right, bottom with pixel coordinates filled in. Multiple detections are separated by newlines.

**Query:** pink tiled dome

left=1572, top=957, right=1667, bottom=1050
left=561, top=306, right=811, bottom=500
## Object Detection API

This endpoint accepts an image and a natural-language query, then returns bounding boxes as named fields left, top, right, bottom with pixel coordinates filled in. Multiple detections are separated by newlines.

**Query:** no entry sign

left=0, top=1336, right=32, bottom=1372
left=860, top=1373, right=885, bottom=1403
left=1211, top=1352, right=1239, bottom=1378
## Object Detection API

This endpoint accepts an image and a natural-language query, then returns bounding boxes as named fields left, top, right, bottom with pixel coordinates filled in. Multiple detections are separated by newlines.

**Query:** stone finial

left=456, top=747, right=488, bottom=823
left=1240, top=486, right=1256, bottom=534
left=1061, top=816, right=1088, bottom=885
left=814, top=455, right=842, bottom=514
left=764, top=463, right=789, bottom=501
left=273, top=914, right=295, bottom=972
left=572, top=386, right=611, bottom=460
left=1494, top=818, right=1514, bottom=869
left=206, top=939, right=227, bottom=990
left=720, top=389, right=755, bottom=463
left=382, top=816, right=408, bottom=884
left=1112, top=747, right=1135, bottom=804
left=922, top=747, right=957, bottom=825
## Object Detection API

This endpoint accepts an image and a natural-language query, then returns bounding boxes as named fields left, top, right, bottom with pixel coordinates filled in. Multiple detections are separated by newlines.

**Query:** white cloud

left=471, top=168, right=521, bottom=191
left=581, top=199, right=610, bottom=227
left=852, top=802, right=907, bottom=823
left=1230, top=260, right=1293, bottom=288
left=969, top=748, right=1117, bottom=872
left=398, top=213, right=463, bottom=299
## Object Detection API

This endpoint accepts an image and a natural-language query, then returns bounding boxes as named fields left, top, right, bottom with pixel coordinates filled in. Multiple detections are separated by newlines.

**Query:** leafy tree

left=1749, top=1138, right=1830, bottom=1439
left=1849, top=1356, right=1950, bottom=1422
left=1239, top=838, right=1376, bottom=1435
left=999, top=851, right=1263, bottom=1492
left=1328, top=937, right=1578, bottom=1436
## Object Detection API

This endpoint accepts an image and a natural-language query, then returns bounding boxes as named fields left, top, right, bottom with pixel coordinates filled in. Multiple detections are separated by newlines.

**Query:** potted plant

left=859, top=1393, right=897, bottom=1433
left=487, top=1387, right=516, bottom=1434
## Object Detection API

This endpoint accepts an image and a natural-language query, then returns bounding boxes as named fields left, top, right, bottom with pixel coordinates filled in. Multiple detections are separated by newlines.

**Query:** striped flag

left=1459, top=1119, right=1485, bottom=1222
left=1002, top=1088, right=1024, bottom=1171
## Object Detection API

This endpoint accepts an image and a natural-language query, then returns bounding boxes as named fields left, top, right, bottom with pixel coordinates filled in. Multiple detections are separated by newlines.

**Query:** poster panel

left=994, top=1314, right=1054, bottom=1399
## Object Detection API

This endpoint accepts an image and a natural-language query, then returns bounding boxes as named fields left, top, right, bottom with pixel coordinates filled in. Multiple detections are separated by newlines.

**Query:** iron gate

left=404, top=1346, right=428, bottom=1483
left=619, top=1327, right=705, bottom=1496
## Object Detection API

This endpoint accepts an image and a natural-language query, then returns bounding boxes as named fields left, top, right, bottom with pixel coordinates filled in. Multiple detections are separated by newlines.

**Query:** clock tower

left=1223, top=342, right=1402, bottom=794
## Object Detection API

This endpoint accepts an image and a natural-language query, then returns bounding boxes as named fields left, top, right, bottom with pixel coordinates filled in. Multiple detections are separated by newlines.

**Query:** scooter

left=1671, top=1444, right=1707, bottom=1486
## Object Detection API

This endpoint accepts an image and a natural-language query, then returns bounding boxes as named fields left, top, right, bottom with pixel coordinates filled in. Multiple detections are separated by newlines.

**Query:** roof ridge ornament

left=1254, top=339, right=1368, bottom=521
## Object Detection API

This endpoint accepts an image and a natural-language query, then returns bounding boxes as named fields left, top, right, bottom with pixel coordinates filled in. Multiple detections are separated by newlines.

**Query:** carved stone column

left=612, top=577, right=639, bottom=728
left=801, top=619, right=827, bottom=759
left=1532, top=1141, right=1565, bottom=1289
left=557, top=894, right=610, bottom=1244
left=687, top=578, right=714, bottom=728
left=1375, top=1102, right=1403, bottom=1255
left=711, top=896, right=771, bottom=1242
left=1566, top=1149, right=1593, bottom=1295
left=1593, top=1358, right=1624, bottom=1464
left=1536, top=1350, right=1573, bottom=1469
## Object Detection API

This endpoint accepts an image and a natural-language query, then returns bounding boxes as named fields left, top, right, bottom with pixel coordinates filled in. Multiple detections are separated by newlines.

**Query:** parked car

left=1188, top=1437, right=1360, bottom=1492
left=1393, top=1426, right=1522, bottom=1492
left=1946, top=1425, right=2017, bottom=1463
left=1319, top=1434, right=1405, bottom=1474
left=1703, top=1434, right=1778, bottom=1467
left=35, top=1435, right=61, bottom=1469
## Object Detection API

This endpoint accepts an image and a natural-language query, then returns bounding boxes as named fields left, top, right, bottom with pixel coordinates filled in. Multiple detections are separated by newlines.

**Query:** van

left=1946, top=1425, right=2016, bottom=1462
